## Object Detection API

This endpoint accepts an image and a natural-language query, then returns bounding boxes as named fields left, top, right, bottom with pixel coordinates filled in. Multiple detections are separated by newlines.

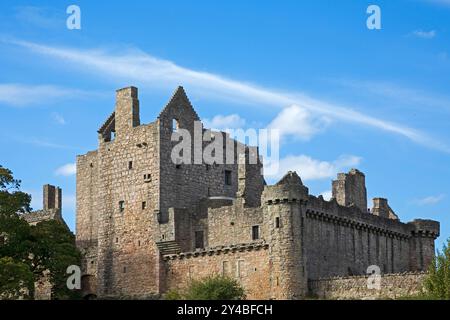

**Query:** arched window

left=172, top=119, right=179, bottom=132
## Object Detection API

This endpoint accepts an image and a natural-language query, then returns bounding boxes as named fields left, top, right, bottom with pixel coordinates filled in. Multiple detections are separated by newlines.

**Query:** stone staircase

left=155, top=240, right=182, bottom=255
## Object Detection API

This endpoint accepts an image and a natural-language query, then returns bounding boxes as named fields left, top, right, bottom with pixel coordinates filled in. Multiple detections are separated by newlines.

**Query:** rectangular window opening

left=252, top=225, right=260, bottom=240
left=195, top=231, right=204, bottom=249
left=225, top=170, right=232, bottom=186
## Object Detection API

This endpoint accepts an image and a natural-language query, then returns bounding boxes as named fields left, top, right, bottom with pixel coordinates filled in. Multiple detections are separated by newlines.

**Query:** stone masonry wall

left=305, top=195, right=415, bottom=280
left=163, top=243, right=272, bottom=300
left=309, top=272, right=427, bottom=299
left=207, top=202, right=264, bottom=248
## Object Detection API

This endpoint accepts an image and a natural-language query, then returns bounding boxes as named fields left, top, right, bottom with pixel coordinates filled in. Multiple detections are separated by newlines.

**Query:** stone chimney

left=43, top=184, right=62, bottom=211
left=115, top=86, right=140, bottom=136
left=332, top=169, right=367, bottom=212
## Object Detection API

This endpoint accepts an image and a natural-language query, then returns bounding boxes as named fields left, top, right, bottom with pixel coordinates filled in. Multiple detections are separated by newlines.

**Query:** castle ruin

left=75, top=86, right=440, bottom=299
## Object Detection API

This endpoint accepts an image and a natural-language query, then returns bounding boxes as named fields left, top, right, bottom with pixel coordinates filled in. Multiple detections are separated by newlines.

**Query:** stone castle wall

left=163, top=242, right=273, bottom=300
left=304, top=196, right=412, bottom=280
left=75, top=86, right=440, bottom=299
left=309, top=272, right=427, bottom=299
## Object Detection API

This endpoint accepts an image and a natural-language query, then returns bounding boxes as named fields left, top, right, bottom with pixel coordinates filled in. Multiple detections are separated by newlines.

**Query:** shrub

left=184, top=275, right=245, bottom=300
left=424, top=238, right=450, bottom=300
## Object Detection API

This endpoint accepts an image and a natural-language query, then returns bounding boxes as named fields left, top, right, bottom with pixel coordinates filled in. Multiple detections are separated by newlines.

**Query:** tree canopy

left=0, top=165, right=81, bottom=299
left=424, top=238, right=450, bottom=300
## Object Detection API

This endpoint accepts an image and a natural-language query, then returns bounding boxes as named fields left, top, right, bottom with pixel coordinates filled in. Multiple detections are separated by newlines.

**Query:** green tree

left=424, top=238, right=450, bottom=300
left=0, top=257, right=34, bottom=300
left=0, top=165, right=32, bottom=216
left=0, top=165, right=81, bottom=299
left=30, top=220, right=81, bottom=299
left=184, top=275, right=246, bottom=300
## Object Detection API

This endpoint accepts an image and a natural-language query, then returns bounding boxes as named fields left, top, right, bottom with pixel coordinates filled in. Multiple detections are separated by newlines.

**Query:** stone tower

left=332, top=168, right=367, bottom=212
left=262, top=171, right=309, bottom=299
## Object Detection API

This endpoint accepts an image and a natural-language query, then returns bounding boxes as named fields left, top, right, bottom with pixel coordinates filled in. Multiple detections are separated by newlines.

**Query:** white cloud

left=425, top=0, right=450, bottom=7
left=13, top=136, right=76, bottom=149
left=55, top=163, right=76, bottom=176
left=52, top=112, right=66, bottom=125
left=414, top=194, right=445, bottom=205
left=265, top=154, right=362, bottom=182
left=320, top=190, right=333, bottom=201
left=0, top=83, right=95, bottom=107
left=268, top=104, right=331, bottom=141
left=15, top=6, right=63, bottom=29
left=332, top=79, right=450, bottom=113
left=6, top=39, right=450, bottom=153
left=203, top=114, right=246, bottom=131
left=411, top=30, right=436, bottom=39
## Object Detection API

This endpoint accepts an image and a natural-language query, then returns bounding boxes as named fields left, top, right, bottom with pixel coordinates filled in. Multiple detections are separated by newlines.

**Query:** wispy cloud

left=332, top=79, right=450, bottom=113
left=203, top=114, right=246, bottom=131
left=14, top=6, right=63, bottom=29
left=414, top=194, right=446, bottom=205
left=13, top=136, right=77, bottom=150
left=0, top=83, right=97, bottom=107
left=51, top=112, right=66, bottom=125
left=55, top=163, right=76, bottom=176
left=268, top=105, right=331, bottom=141
left=411, top=30, right=436, bottom=39
left=424, top=0, right=450, bottom=7
left=6, top=39, right=450, bottom=153
left=266, top=154, right=362, bottom=182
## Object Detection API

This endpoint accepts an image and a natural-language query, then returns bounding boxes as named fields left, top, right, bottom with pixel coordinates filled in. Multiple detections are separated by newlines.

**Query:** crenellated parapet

left=262, top=171, right=309, bottom=205
left=408, top=219, right=440, bottom=239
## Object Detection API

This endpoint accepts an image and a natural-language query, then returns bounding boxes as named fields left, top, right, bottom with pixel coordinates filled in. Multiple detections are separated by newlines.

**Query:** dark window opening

left=115, top=237, right=119, bottom=243
left=195, top=231, right=204, bottom=249
left=252, top=226, right=260, bottom=240
left=119, top=201, right=125, bottom=212
left=225, top=170, right=232, bottom=186
left=275, top=217, right=280, bottom=228
left=128, top=161, right=133, bottom=170
left=123, top=267, right=127, bottom=273
left=142, top=201, right=147, bottom=210
left=138, top=240, right=141, bottom=247
left=172, top=119, right=179, bottom=132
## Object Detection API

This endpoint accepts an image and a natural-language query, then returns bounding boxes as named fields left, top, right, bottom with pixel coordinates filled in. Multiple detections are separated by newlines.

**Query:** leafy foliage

left=0, top=165, right=32, bottom=216
left=424, top=238, right=450, bottom=300
left=30, top=220, right=81, bottom=299
left=184, top=275, right=246, bottom=300
left=0, top=257, right=34, bottom=300
left=0, top=165, right=81, bottom=299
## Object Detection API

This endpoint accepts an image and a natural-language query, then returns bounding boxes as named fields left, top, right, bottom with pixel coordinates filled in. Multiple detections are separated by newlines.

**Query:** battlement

left=408, top=219, right=440, bottom=238
left=262, top=171, right=309, bottom=204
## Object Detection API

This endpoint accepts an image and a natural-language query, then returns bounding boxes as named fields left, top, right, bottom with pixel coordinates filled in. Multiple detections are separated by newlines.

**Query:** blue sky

left=0, top=0, right=449, bottom=249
